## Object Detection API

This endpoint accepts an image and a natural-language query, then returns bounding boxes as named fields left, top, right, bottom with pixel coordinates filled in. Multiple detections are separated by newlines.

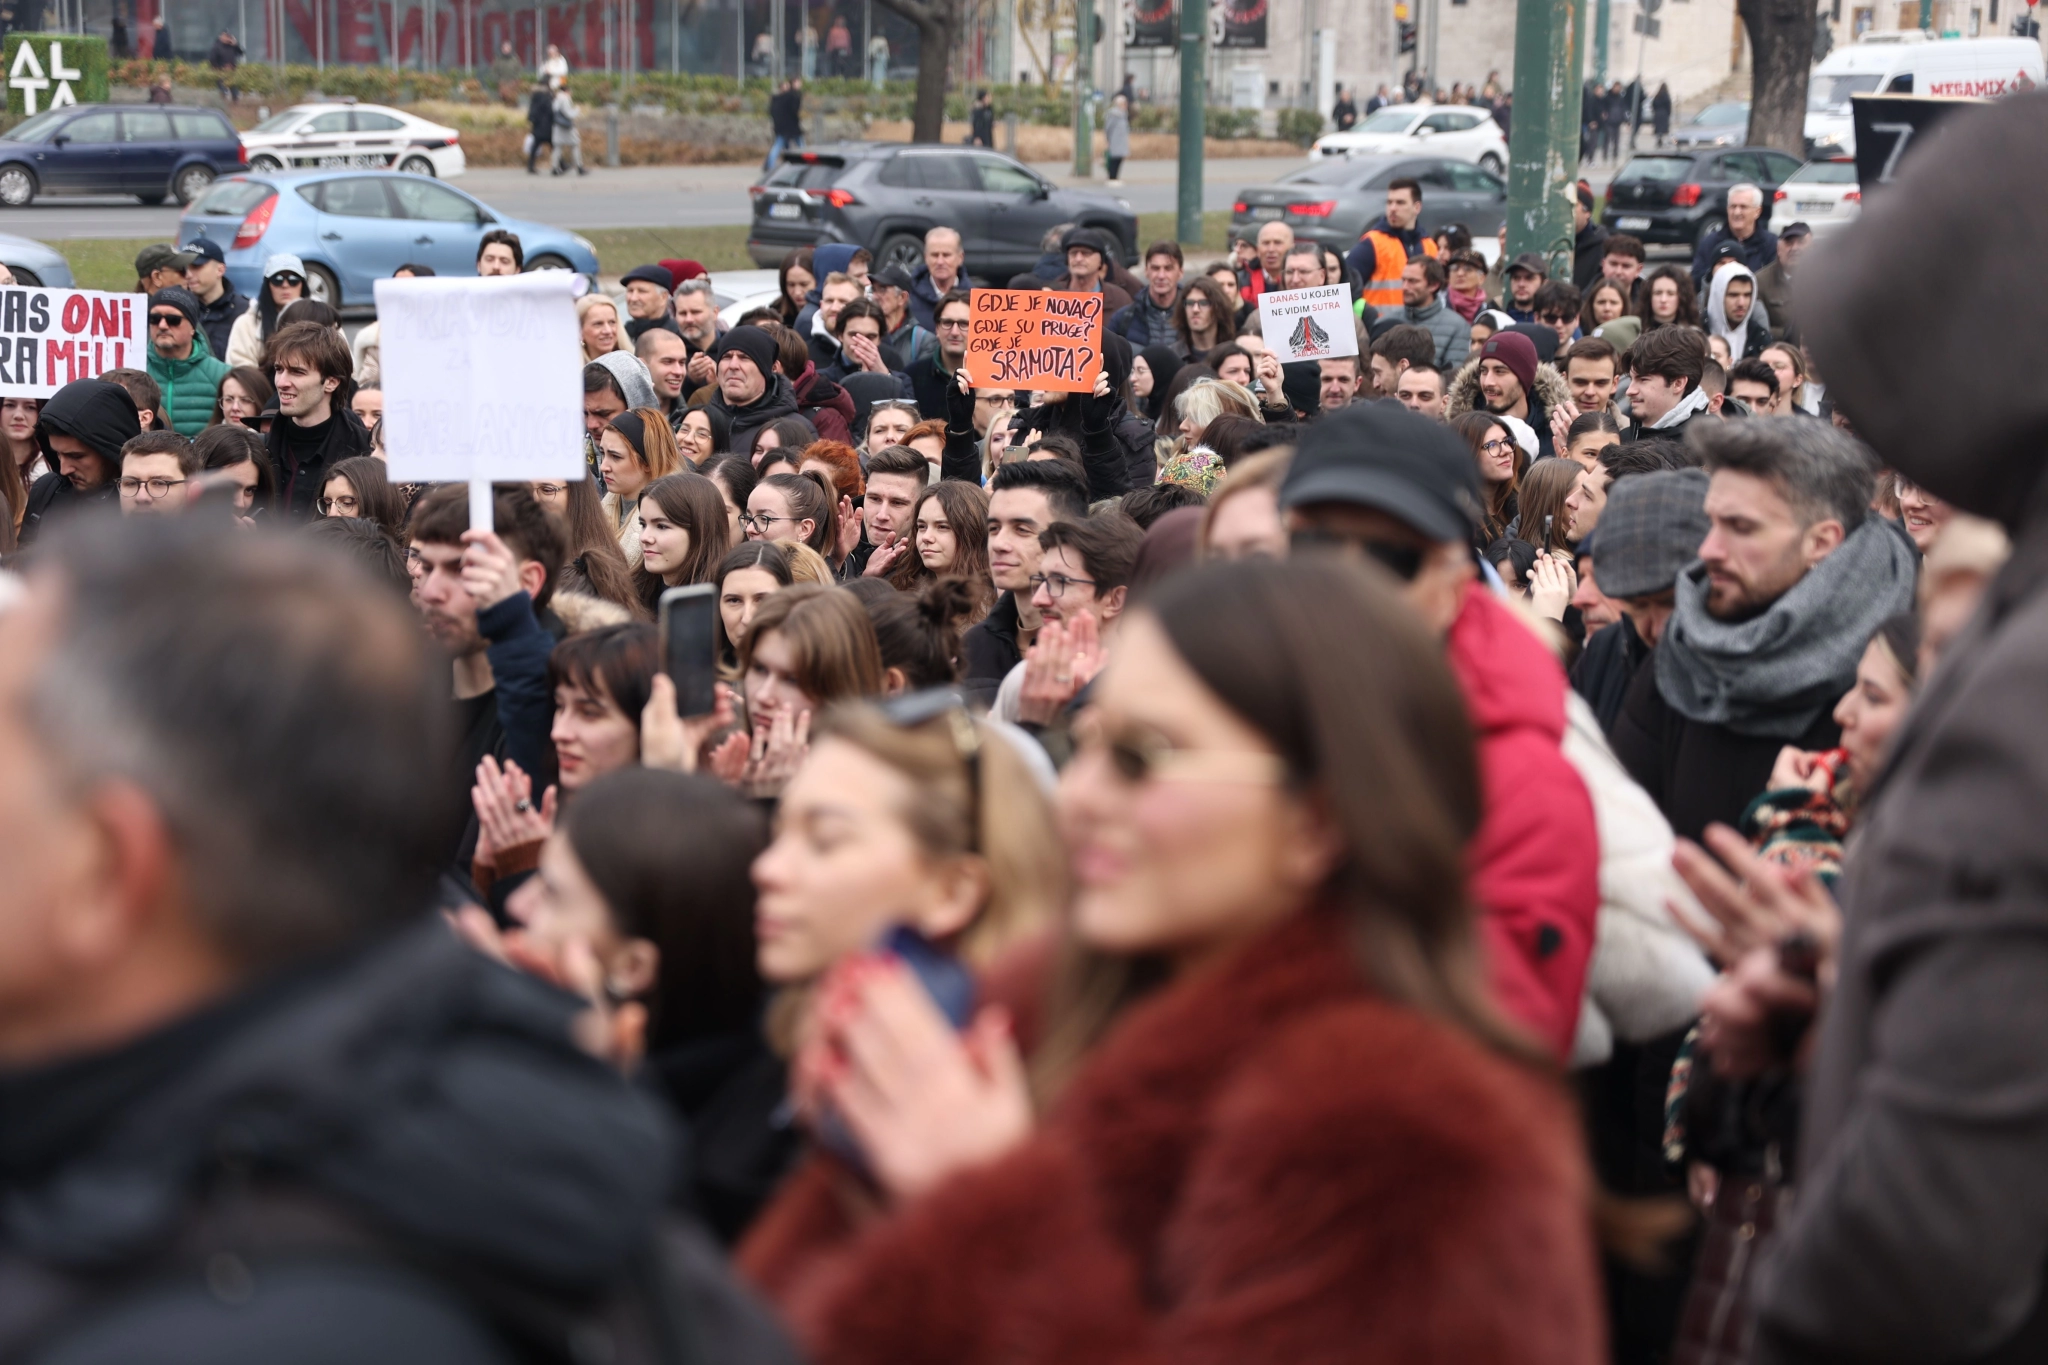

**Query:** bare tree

left=1741, top=0, right=1817, bottom=153
left=877, top=0, right=964, bottom=142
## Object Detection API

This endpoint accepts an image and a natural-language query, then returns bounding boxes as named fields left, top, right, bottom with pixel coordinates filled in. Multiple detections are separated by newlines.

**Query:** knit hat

left=1479, top=330, right=1539, bottom=397
left=660, top=258, right=707, bottom=285
left=1060, top=225, right=1110, bottom=260
left=1588, top=468, right=1710, bottom=599
left=1280, top=400, right=1483, bottom=544
left=715, top=325, right=778, bottom=380
left=147, top=286, right=203, bottom=334
left=620, top=263, right=675, bottom=291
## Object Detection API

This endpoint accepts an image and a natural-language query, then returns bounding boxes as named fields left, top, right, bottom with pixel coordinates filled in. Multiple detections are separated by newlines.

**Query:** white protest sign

left=0, top=288, right=142, bottom=398
left=376, top=270, right=585, bottom=533
left=1257, top=283, right=1360, bottom=364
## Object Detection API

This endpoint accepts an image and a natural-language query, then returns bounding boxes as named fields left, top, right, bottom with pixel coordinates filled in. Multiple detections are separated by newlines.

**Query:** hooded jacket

left=1446, top=354, right=1573, bottom=462
left=0, top=919, right=799, bottom=1365
left=18, top=378, right=141, bottom=545
left=1443, top=584, right=1602, bottom=1060
left=788, top=362, right=854, bottom=444
left=1704, top=262, right=1772, bottom=361
left=712, top=373, right=803, bottom=459
left=592, top=350, right=658, bottom=411
left=739, top=905, right=1603, bottom=1365
left=146, top=324, right=232, bottom=437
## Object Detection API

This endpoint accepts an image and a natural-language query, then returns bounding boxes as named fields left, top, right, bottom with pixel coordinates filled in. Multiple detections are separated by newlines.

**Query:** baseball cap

left=135, top=242, right=198, bottom=276
left=1279, top=401, right=1484, bottom=545
left=1779, top=221, right=1813, bottom=241
left=870, top=265, right=914, bottom=292
left=1506, top=252, right=1548, bottom=278
left=185, top=236, right=227, bottom=265
left=262, top=252, right=307, bottom=281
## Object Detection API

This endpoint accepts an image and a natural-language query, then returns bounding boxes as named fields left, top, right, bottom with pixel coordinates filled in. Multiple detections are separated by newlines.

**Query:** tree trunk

left=1741, top=0, right=1817, bottom=155
left=876, top=0, right=959, bottom=142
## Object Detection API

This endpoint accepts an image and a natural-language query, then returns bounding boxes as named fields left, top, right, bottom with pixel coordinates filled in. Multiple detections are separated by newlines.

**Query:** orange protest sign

left=963, top=289, right=1105, bottom=393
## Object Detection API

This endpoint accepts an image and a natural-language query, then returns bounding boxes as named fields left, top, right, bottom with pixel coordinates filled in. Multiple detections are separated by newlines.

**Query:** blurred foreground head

left=1801, top=90, right=2048, bottom=525
left=0, top=516, right=455, bottom=1065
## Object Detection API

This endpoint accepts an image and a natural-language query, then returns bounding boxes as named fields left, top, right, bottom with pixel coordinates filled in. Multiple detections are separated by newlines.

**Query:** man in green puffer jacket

left=144, top=286, right=230, bottom=436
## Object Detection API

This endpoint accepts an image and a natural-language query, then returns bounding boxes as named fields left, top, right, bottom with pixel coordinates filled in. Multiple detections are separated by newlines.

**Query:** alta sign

left=9, top=40, right=82, bottom=114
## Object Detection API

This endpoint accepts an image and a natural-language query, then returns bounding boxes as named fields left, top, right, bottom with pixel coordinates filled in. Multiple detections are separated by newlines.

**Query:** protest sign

left=1257, top=283, right=1359, bottom=364
left=0, top=287, right=141, bottom=398
left=964, top=289, right=1105, bottom=393
left=377, top=270, right=584, bottom=533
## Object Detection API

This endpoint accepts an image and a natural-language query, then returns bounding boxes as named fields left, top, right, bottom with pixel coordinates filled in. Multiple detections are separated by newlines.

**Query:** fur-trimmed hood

left=551, top=588, right=634, bottom=634
left=1445, top=353, right=1573, bottom=422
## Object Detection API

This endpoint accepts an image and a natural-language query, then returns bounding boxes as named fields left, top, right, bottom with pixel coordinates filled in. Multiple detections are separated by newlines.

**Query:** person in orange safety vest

left=1345, top=176, right=1439, bottom=312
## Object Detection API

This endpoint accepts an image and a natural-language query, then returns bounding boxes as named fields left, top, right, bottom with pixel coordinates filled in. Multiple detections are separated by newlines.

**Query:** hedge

left=5, top=34, right=110, bottom=117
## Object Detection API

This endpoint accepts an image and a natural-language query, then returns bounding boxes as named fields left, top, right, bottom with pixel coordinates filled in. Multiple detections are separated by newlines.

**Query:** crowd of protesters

left=2, top=90, right=2048, bottom=1365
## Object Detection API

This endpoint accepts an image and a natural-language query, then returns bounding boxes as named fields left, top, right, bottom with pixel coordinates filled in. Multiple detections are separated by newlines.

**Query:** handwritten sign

left=0, top=288, right=140, bottom=399
left=963, top=288, right=1104, bottom=393
left=1257, top=283, right=1359, bottom=364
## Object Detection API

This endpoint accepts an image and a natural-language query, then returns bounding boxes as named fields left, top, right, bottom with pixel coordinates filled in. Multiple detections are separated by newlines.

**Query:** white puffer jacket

left=1558, top=691, right=1717, bottom=1068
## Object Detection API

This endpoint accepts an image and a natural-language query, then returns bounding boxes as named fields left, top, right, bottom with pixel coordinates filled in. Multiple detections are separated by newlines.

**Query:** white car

left=712, top=269, right=782, bottom=329
left=1770, top=158, right=1860, bottom=240
left=239, top=102, right=466, bottom=178
left=1309, top=104, right=1509, bottom=176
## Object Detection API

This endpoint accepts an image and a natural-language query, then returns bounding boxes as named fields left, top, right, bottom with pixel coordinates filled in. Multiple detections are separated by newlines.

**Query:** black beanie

left=715, top=325, right=777, bottom=379
left=148, top=286, right=204, bottom=336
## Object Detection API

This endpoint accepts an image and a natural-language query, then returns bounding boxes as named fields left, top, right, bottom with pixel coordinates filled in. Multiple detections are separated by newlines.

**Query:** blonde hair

left=816, top=702, right=1065, bottom=969
left=577, top=293, right=628, bottom=358
left=1200, top=447, right=1291, bottom=555
left=775, top=538, right=833, bottom=585
left=1175, top=378, right=1262, bottom=444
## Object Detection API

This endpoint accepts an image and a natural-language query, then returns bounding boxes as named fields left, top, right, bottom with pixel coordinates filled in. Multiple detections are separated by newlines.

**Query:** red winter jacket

left=1445, top=584, right=1601, bottom=1060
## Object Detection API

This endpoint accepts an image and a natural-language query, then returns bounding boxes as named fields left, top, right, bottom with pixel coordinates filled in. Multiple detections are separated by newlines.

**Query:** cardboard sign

left=1257, top=283, right=1358, bottom=363
left=0, top=287, right=141, bottom=398
left=376, top=271, right=586, bottom=487
left=964, top=289, right=1105, bottom=393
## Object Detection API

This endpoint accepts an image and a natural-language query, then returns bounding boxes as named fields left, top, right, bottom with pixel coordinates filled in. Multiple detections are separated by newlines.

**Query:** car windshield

left=1282, top=159, right=1384, bottom=186
left=1691, top=102, right=1749, bottom=125
left=4, top=109, right=70, bottom=143
left=1617, top=155, right=1695, bottom=182
left=1355, top=109, right=1417, bottom=134
left=251, top=109, right=308, bottom=133
left=1789, top=159, right=1858, bottom=183
left=1809, top=74, right=1881, bottom=110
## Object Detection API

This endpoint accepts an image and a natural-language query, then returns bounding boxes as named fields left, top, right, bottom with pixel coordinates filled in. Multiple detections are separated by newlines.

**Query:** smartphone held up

left=659, top=585, right=720, bottom=718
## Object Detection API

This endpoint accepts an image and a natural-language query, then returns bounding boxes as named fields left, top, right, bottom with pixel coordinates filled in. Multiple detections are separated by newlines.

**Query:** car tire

left=137, top=194, right=166, bottom=205
left=525, top=253, right=573, bottom=273
left=1694, top=216, right=1724, bottom=245
left=876, top=232, right=924, bottom=275
left=399, top=155, right=436, bottom=176
left=173, top=164, right=216, bottom=206
left=0, top=165, right=37, bottom=207
left=1480, top=152, right=1505, bottom=176
left=250, top=154, right=284, bottom=173
left=305, top=263, right=341, bottom=307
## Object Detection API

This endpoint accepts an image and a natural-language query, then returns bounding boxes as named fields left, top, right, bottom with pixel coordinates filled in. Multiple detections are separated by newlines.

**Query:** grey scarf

left=1655, top=516, right=1918, bottom=738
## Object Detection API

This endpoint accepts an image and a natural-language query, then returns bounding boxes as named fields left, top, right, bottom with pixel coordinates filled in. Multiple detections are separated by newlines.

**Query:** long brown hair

left=1174, top=274, right=1238, bottom=355
left=630, top=471, right=734, bottom=610
left=1516, top=455, right=1581, bottom=554
left=739, top=584, right=884, bottom=708
left=889, top=479, right=993, bottom=619
left=714, top=540, right=793, bottom=674
left=1452, top=410, right=1523, bottom=544
left=1032, top=555, right=1540, bottom=1096
left=549, top=476, right=645, bottom=619
left=322, top=456, right=406, bottom=534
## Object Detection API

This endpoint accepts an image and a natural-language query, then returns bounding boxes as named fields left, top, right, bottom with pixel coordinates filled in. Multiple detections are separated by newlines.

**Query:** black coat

left=1608, top=657, right=1841, bottom=842
left=527, top=88, right=554, bottom=139
left=197, top=282, right=250, bottom=364
left=1572, top=615, right=1647, bottom=735
left=0, top=921, right=801, bottom=1365
left=909, top=350, right=959, bottom=422
left=267, top=403, right=374, bottom=518
left=961, top=590, right=1025, bottom=709
left=646, top=1031, right=799, bottom=1245
left=970, top=104, right=995, bottom=146
left=712, top=375, right=802, bottom=459
left=19, top=376, right=140, bottom=544
left=19, top=470, right=116, bottom=544
left=1573, top=220, right=1612, bottom=291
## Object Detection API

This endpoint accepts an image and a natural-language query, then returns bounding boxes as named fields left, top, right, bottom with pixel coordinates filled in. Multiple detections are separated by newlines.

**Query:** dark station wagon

left=0, top=103, right=245, bottom=208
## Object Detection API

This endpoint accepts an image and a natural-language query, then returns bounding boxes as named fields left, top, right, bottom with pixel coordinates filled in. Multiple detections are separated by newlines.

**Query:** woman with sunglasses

left=225, top=252, right=309, bottom=369
left=739, top=556, right=1601, bottom=1361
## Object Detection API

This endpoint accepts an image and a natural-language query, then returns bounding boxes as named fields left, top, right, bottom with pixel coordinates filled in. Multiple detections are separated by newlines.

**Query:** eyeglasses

left=1288, top=528, right=1426, bottom=581
left=148, top=312, right=189, bottom=329
left=1073, top=713, right=1289, bottom=787
left=975, top=392, right=1014, bottom=407
left=1480, top=437, right=1515, bottom=455
left=119, top=475, right=187, bottom=498
left=741, top=511, right=792, bottom=532
left=318, top=493, right=362, bottom=514
left=1027, top=571, right=1096, bottom=599
left=876, top=688, right=982, bottom=849
left=533, top=482, right=568, bottom=498
left=935, top=317, right=971, bottom=331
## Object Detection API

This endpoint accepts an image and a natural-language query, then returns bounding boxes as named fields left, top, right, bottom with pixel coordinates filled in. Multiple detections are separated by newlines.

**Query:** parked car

left=1601, top=146, right=1805, bottom=246
left=239, top=101, right=466, bottom=178
left=745, top=143, right=1139, bottom=278
left=1805, top=33, right=2044, bottom=156
left=1671, top=101, right=1751, bottom=150
left=705, top=268, right=782, bottom=328
left=177, top=170, right=597, bottom=309
left=1308, top=104, right=1510, bottom=176
left=0, top=232, right=74, bottom=287
left=1230, top=154, right=1508, bottom=258
left=1770, top=157, right=1860, bottom=239
left=0, top=103, right=244, bottom=208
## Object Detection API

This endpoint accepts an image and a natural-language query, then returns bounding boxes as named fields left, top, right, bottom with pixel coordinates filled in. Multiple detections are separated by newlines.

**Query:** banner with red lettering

left=0, top=288, right=142, bottom=399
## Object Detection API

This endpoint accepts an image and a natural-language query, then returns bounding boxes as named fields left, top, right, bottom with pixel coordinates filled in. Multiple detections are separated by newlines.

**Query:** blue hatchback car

left=0, top=104, right=245, bottom=208
left=178, top=169, right=600, bottom=308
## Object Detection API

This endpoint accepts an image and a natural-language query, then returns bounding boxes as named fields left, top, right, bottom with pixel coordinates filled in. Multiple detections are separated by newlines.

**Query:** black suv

left=747, top=143, right=1140, bottom=277
left=1601, top=146, right=1805, bottom=246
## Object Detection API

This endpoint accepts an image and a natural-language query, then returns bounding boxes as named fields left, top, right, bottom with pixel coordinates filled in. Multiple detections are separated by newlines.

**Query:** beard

left=1482, top=388, right=1522, bottom=415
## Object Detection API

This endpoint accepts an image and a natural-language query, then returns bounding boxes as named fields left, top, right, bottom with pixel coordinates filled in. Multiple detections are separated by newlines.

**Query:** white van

left=1805, top=33, right=2043, bottom=154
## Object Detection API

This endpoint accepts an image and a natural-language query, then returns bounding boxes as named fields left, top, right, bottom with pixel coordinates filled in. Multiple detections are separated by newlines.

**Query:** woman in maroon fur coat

left=740, top=555, right=1605, bottom=1364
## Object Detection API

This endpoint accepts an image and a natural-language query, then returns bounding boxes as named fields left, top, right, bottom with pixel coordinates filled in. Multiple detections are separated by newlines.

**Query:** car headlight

left=1812, top=132, right=1842, bottom=147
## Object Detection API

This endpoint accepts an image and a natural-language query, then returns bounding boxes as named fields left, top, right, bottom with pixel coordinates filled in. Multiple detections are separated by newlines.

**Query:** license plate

left=312, top=153, right=390, bottom=169
left=1796, top=200, right=1833, bottom=213
left=1252, top=205, right=1284, bottom=220
left=768, top=201, right=802, bottom=220
left=1616, top=215, right=1651, bottom=230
